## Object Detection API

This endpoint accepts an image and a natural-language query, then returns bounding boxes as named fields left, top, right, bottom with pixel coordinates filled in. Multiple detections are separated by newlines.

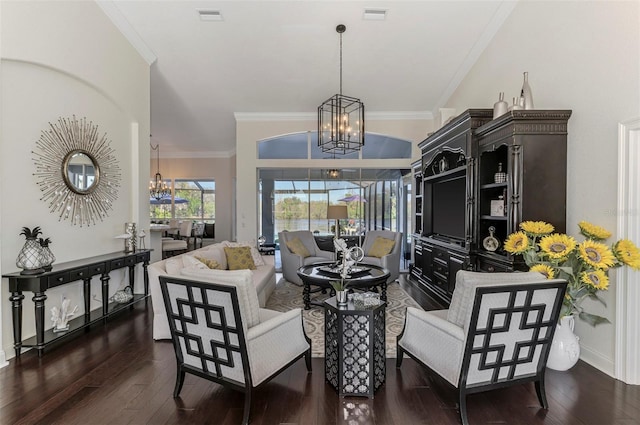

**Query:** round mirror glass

left=62, top=150, right=100, bottom=194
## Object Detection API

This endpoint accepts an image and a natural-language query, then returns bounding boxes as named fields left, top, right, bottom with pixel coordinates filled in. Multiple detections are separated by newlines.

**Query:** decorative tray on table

left=317, top=265, right=371, bottom=279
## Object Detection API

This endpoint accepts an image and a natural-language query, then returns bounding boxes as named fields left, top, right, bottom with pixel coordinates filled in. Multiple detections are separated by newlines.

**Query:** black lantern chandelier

left=149, top=143, right=170, bottom=200
left=318, top=24, right=365, bottom=155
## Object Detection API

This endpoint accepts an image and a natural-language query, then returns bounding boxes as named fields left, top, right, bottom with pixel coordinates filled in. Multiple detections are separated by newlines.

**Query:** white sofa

left=148, top=241, right=276, bottom=340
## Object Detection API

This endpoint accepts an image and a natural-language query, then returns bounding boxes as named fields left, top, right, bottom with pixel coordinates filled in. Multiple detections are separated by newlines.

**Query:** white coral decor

left=50, top=297, right=78, bottom=332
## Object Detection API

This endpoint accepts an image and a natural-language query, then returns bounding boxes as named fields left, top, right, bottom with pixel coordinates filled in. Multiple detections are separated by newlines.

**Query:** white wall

left=444, top=0, right=640, bottom=375
left=0, top=1, right=150, bottom=360
left=235, top=116, right=433, bottom=243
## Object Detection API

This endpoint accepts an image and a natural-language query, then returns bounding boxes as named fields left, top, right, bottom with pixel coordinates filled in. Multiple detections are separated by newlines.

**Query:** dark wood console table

left=2, top=249, right=151, bottom=357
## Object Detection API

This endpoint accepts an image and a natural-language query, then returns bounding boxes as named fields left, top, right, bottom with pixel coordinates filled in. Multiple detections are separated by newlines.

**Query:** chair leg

left=242, top=388, right=252, bottom=425
left=535, top=377, right=548, bottom=409
left=396, top=344, right=404, bottom=368
left=173, top=367, right=186, bottom=398
left=305, top=347, right=312, bottom=372
left=458, top=391, right=469, bottom=425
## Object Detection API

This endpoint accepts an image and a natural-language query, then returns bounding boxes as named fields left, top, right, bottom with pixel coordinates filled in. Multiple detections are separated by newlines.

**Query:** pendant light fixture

left=326, top=169, right=341, bottom=179
left=149, top=143, right=170, bottom=200
left=318, top=24, right=365, bottom=155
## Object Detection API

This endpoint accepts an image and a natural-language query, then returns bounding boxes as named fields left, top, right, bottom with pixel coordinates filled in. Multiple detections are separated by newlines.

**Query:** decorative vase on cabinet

left=520, top=71, right=534, bottom=109
left=493, top=92, right=508, bottom=119
left=547, top=315, right=580, bottom=371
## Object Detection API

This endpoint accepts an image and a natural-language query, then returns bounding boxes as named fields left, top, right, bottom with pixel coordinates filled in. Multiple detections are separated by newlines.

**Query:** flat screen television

left=431, top=174, right=466, bottom=242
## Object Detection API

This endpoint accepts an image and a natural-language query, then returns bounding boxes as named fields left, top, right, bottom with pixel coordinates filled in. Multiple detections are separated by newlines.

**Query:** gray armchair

left=279, top=230, right=334, bottom=285
left=160, top=271, right=311, bottom=425
left=360, top=230, right=403, bottom=283
left=397, top=271, right=567, bottom=425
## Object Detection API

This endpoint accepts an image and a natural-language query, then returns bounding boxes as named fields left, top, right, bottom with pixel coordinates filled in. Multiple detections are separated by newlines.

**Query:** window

left=150, top=179, right=215, bottom=222
left=257, top=168, right=408, bottom=244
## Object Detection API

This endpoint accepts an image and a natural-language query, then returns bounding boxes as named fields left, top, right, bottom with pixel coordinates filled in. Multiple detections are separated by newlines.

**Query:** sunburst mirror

left=32, top=116, right=122, bottom=226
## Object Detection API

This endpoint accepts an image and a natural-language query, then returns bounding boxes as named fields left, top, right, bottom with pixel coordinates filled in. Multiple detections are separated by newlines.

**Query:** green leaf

left=578, top=312, right=611, bottom=327
left=587, top=292, right=608, bottom=307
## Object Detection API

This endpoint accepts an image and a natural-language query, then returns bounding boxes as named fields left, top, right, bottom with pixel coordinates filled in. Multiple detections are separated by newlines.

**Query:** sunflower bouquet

left=504, top=220, right=640, bottom=326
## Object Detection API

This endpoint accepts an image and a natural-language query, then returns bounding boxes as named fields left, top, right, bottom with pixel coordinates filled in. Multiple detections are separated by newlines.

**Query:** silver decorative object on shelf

left=493, top=92, right=508, bottom=119
left=494, top=162, right=507, bottom=183
left=138, top=230, right=146, bottom=250
left=508, top=97, right=523, bottom=111
left=111, top=286, right=133, bottom=304
left=124, top=222, right=137, bottom=253
left=39, top=237, right=56, bottom=271
left=16, top=226, right=45, bottom=275
left=520, top=71, right=534, bottom=109
left=32, top=116, right=122, bottom=227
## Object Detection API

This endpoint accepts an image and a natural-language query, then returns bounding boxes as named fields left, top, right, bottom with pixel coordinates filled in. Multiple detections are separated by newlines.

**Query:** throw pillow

left=194, top=256, right=222, bottom=270
left=164, top=258, right=183, bottom=275
left=367, top=237, right=395, bottom=258
left=179, top=268, right=260, bottom=329
left=286, top=237, right=311, bottom=258
left=224, top=246, right=257, bottom=270
left=201, top=245, right=228, bottom=270
left=182, top=254, right=209, bottom=270
left=221, top=241, right=266, bottom=266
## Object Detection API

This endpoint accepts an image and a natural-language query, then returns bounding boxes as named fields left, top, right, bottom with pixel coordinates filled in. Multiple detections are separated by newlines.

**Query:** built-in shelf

left=480, top=182, right=508, bottom=190
left=481, top=215, right=508, bottom=221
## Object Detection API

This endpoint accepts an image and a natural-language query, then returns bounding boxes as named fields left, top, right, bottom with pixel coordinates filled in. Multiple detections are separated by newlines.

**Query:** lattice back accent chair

left=360, top=230, right=403, bottom=283
left=396, top=271, right=567, bottom=425
left=159, top=272, right=312, bottom=425
left=279, top=230, right=334, bottom=285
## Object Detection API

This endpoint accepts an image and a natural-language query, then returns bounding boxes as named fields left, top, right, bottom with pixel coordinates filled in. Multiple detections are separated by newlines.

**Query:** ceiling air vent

left=363, top=8, right=387, bottom=21
left=197, top=9, right=223, bottom=22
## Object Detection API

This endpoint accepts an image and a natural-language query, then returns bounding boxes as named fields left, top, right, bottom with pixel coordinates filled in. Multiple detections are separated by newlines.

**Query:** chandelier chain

left=339, top=30, right=343, bottom=95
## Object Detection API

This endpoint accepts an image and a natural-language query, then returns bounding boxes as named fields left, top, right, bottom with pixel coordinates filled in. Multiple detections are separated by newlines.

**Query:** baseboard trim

left=0, top=350, right=9, bottom=369
left=580, top=344, right=615, bottom=378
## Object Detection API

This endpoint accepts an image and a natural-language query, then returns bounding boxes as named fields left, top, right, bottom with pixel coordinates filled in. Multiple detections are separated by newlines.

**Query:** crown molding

left=162, top=149, right=236, bottom=159
left=367, top=111, right=433, bottom=120
left=234, top=111, right=433, bottom=122
left=234, top=112, right=314, bottom=121
left=97, top=1, right=157, bottom=65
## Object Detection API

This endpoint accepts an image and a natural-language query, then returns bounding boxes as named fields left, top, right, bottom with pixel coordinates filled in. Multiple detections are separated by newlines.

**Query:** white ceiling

left=106, top=1, right=515, bottom=157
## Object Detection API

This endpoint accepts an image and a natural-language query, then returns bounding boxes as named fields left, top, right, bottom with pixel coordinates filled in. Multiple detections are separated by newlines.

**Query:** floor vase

left=547, top=315, right=580, bottom=371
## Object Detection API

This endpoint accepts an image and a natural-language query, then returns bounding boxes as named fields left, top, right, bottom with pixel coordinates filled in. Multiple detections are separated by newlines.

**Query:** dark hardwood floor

left=2, top=283, right=640, bottom=424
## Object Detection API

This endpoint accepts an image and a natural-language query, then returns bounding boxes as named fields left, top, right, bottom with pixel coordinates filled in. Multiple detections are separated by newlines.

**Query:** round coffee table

left=297, top=262, right=390, bottom=310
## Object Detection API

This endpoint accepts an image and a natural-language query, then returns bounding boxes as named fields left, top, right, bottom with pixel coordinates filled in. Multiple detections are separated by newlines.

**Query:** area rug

left=265, top=278, right=423, bottom=357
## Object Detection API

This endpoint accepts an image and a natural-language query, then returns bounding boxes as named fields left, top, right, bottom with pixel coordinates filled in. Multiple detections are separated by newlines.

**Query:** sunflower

left=504, top=232, right=529, bottom=254
left=539, top=234, right=576, bottom=259
left=578, top=221, right=612, bottom=241
left=520, top=220, right=554, bottom=236
left=580, top=269, right=609, bottom=291
left=578, top=239, right=616, bottom=270
left=614, top=239, right=640, bottom=270
left=530, top=264, right=556, bottom=279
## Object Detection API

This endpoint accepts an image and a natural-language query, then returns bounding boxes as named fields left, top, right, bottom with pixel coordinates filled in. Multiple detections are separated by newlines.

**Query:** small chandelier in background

left=326, top=169, right=341, bottom=179
left=318, top=24, right=365, bottom=155
left=149, top=143, right=170, bottom=200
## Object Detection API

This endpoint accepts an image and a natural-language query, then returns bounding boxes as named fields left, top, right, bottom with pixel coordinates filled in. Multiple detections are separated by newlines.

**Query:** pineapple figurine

left=16, top=226, right=45, bottom=274
left=39, top=237, right=56, bottom=271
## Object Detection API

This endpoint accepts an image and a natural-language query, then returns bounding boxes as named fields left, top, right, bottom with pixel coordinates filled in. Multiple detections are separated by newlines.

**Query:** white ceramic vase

left=547, top=315, right=580, bottom=371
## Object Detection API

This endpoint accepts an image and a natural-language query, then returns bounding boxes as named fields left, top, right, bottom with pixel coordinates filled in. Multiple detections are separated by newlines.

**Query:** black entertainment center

left=409, top=109, right=572, bottom=306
